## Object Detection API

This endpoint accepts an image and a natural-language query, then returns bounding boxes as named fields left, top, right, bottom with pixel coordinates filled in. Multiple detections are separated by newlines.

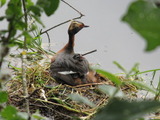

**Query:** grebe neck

left=65, top=34, right=75, bottom=53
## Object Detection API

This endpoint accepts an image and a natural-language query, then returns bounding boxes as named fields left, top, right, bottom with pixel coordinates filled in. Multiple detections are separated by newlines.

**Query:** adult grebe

left=50, top=21, right=90, bottom=85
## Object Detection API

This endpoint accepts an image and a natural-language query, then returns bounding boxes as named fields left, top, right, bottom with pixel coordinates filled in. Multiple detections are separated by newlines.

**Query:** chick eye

left=73, top=54, right=81, bottom=60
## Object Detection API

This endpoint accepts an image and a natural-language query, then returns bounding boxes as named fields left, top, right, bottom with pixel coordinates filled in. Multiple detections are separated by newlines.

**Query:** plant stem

left=35, top=99, right=90, bottom=115
left=131, top=69, right=160, bottom=76
left=22, top=0, right=27, bottom=49
left=40, top=0, right=84, bottom=35
left=46, top=32, right=51, bottom=50
left=61, top=0, right=84, bottom=16
left=21, top=0, right=30, bottom=115
left=40, top=19, right=70, bottom=35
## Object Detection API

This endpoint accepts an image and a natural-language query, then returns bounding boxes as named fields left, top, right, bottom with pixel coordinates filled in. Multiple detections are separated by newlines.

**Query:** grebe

left=50, top=21, right=90, bottom=85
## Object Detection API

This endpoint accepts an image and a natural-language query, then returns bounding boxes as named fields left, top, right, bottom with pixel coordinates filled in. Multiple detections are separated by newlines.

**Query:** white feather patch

left=58, top=71, right=77, bottom=75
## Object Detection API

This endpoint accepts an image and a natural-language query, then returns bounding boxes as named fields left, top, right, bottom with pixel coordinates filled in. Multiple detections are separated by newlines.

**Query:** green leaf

left=0, top=91, right=8, bottom=103
left=8, top=64, right=22, bottom=71
left=157, top=79, right=160, bottom=92
left=155, top=79, right=160, bottom=100
left=8, top=39, right=24, bottom=48
left=0, top=0, right=6, bottom=7
left=68, top=93, right=95, bottom=107
left=15, top=21, right=26, bottom=31
left=131, top=68, right=160, bottom=76
left=6, top=0, right=22, bottom=17
left=31, top=110, right=48, bottom=120
left=1, top=106, right=26, bottom=120
left=94, top=98, right=160, bottom=120
left=28, top=5, right=42, bottom=16
left=128, top=63, right=139, bottom=75
left=0, top=30, right=8, bottom=35
left=10, top=28, right=17, bottom=38
left=122, top=0, right=160, bottom=51
left=129, top=81, right=156, bottom=94
left=26, top=0, right=34, bottom=7
left=37, top=0, right=59, bottom=16
left=0, top=16, right=6, bottom=21
left=96, top=69, right=122, bottom=86
left=98, top=85, right=124, bottom=98
left=16, top=112, right=29, bottom=120
left=31, top=15, right=45, bottom=27
left=113, top=61, right=127, bottom=73
left=1, top=106, right=17, bottom=119
left=23, top=31, right=33, bottom=45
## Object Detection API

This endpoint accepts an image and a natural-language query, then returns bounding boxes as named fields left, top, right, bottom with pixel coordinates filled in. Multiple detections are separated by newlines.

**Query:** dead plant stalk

left=21, top=0, right=30, bottom=115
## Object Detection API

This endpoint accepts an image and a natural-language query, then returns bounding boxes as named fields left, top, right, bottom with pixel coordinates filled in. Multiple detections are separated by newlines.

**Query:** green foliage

left=26, top=0, right=42, bottom=17
left=96, top=69, right=122, bottom=86
left=31, top=110, right=48, bottom=120
left=0, top=104, right=45, bottom=120
left=0, top=0, right=60, bottom=119
left=131, top=68, right=160, bottom=76
left=0, top=91, right=8, bottom=103
left=1, top=0, right=160, bottom=119
left=129, top=81, right=156, bottom=94
left=113, top=61, right=127, bottom=73
left=113, top=61, right=159, bottom=94
left=1, top=106, right=17, bottom=119
left=114, top=61, right=139, bottom=78
left=0, top=0, right=6, bottom=7
left=6, top=0, right=22, bottom=18
left=37, top=0, right=60, bottom=16
left=0, top=0, right=59, bottom=50
left=155, top=79, right=160, bottom=100
left=28, top=5, right=42, bottom=17
left=0, top=106, right=26, bottom=120
left=68, top=93, right=96, bottom=107
left=98, top=85, right=124, bottom=98
left=93, top=98, right=160, bottom=120
left=122, top=0, right=160, bottom=51
left=4, top=0, right=23, bottom=39
left=23, top=31, right=33, bottom=45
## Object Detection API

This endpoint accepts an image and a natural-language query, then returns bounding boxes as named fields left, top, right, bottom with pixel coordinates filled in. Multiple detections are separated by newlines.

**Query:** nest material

left=7, top=61, right=137, bottom=120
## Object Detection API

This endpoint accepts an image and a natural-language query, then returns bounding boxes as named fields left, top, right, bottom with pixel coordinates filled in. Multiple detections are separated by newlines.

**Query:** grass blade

left=98, top=85, right=124, bottom=98
left=68, top=93, right=95, bottom=108
left=131, top=69, right=160, bottom=76
left=129, top=81, right=156, bottom=94
left=113, top=61, right=127, bottom=73
left=96, top=69, right=122, bottom=86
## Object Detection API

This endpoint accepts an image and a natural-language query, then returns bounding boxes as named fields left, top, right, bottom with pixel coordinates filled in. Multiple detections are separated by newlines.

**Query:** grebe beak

left=84, top=25, right=89, bottom=28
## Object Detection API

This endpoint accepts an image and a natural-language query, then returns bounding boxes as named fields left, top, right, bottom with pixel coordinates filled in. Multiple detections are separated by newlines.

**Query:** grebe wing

left=50, top=53, right=89, bottom=75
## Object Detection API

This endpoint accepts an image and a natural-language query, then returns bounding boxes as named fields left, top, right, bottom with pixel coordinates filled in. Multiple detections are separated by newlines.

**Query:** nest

left=6, top=60, right=137, bottom=120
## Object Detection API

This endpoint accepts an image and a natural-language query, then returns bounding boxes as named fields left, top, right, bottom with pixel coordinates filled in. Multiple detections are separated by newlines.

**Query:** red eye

left=79, top=24, right=84, bottom=28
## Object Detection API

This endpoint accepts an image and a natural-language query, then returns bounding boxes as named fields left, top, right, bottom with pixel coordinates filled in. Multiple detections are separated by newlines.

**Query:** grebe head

left=68, top=21, right=89, bottom=35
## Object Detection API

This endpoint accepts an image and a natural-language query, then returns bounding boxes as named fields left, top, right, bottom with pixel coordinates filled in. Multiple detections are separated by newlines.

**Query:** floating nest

left=6, top=59, right=138, bottom=120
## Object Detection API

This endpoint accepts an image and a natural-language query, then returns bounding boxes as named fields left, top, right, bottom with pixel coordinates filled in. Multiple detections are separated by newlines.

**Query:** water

left=39, top=0, right=160, bottom=85
left=1, top=0, right=160, bottom=85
